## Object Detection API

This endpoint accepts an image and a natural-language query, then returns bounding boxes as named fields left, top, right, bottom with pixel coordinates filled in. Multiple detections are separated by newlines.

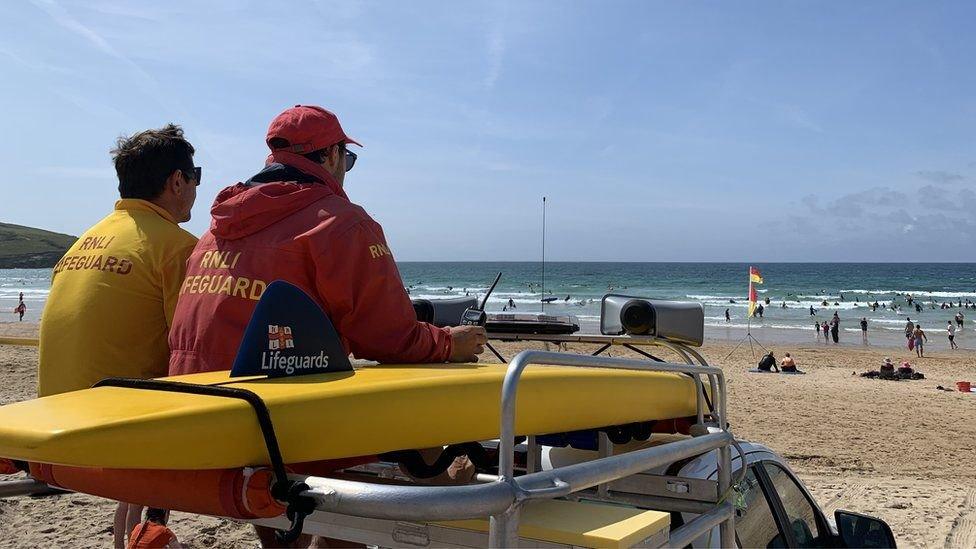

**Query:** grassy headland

left=0, top=223, right=76, bottom=268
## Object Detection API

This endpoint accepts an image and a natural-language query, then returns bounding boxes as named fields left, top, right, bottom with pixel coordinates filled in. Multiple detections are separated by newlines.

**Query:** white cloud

left=485, top=27, right=505, bottom=89
left=0, top=47, right=74, bottom=75
left=29, top=0, right=184, bottom=115
left=914, top=170, right=965, bottom=184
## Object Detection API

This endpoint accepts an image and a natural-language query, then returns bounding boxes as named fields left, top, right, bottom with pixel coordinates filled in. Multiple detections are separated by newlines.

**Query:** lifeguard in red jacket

left=168, top=105, right=486, bottom=376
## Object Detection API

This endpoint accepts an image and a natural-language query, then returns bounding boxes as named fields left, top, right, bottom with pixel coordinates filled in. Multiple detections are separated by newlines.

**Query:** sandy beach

left=2, top=321, right=974, bottom=547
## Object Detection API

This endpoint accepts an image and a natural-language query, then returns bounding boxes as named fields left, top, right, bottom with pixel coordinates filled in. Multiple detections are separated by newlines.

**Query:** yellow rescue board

left=0, top=363, right=702, bottom=470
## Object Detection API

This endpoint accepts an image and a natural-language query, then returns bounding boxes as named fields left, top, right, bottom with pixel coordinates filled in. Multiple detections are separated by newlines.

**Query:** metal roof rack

left=254, top=341, right=737, bottom=547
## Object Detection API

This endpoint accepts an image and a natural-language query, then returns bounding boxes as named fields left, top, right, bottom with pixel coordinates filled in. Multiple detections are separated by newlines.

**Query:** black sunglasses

left=182, top=166, right=202, bottom=186
left=344, top=148, right=357, bottom=172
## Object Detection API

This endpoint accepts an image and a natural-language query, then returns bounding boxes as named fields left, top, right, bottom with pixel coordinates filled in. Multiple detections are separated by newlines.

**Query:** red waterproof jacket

left=168, top=150, right=452, bottom=375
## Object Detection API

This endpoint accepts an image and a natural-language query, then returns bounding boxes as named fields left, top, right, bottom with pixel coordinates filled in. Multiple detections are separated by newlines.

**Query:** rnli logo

left=369, top=243, right=391, bottom=259
left=268, top=325, right=294, bottom=350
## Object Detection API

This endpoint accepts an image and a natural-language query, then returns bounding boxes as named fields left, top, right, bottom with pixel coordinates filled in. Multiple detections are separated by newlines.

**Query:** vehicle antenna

left=541, top=196, right=547, bottom=312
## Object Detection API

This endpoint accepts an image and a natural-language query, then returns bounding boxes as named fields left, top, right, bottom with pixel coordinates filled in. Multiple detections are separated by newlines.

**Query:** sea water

left=0, top=268, right=52, bottom=323
left=4, top=263, right=975, bottom=347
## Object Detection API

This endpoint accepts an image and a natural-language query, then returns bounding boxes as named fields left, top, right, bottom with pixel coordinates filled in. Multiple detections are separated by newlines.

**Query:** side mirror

left=834, top=510, right=896, bottom=548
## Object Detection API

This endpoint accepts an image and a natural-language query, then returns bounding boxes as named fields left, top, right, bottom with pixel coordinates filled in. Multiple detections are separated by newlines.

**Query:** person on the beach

left=757, top=351, right=778, bottom=372
left=904, top=318, right=914, bottom=340
left=14, top=300, right=26, bottom=321
left=814, top=321, right=821, bottom=340
left=166, top=105, right=486, bottom=547
left=169, top=106, right=484, bottom=373
left=956, top=311, right=964, bottom=329
left=947, top=321, right=958, bottom=349
left=756, top=303, right=764, bottom=318
left=809, top=305, right=816, bottom=316
left=880, top=357, right=895, bottom=379
left=860, top=317, right=868, bottom=344
left=830, top=312, right=840, bottom=343
left=821, top=321, right=830, bottom=341
left=127, top=508, right=181, bottom=549
left=36, top=125, right=199, bottom=549
left=725, top=308, right=730, bottom=322
left=913, top=324, right=927, bottom=357
left=780, top=352, right=797, bottom=372
left=508, top=298, right=516, bottom=309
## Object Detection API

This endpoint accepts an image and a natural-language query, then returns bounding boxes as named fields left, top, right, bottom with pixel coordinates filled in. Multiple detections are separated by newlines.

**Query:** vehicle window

left=733, top=467, right=786, bottom=548
left=762, top=462, right=827, bottom=547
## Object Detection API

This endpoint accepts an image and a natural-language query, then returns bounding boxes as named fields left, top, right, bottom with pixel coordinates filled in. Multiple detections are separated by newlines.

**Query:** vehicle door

left=754, top=460, right=833, bottom=547
left=682, top=450, right=790, bottom=548
left=699, top=457, right=831, bottom=547
left=729, top=463, right=789, bottom=548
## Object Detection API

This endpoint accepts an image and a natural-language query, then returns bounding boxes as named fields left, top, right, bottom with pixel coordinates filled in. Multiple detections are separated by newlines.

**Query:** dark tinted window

left=762, top=463, right=828, bottom=547
left=734, top=467, right=786, bottom=548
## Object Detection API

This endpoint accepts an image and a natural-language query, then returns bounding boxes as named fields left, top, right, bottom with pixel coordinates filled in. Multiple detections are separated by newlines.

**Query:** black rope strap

left=92, top=377, right=313, bottom=544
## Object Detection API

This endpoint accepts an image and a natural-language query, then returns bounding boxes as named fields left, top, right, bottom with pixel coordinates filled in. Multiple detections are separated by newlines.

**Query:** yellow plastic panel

left=439, top=499, right=670, bottom=548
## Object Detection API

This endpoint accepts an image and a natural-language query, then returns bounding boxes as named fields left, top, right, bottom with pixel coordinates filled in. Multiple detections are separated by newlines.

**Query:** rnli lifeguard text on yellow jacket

left=38, top=199, right=197, bottom=396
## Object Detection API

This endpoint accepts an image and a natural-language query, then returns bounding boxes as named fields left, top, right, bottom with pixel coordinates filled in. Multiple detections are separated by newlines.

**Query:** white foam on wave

left=841, top=289, right=976, bottom=298
left=0, top=288, right=49, bottom=295
left=411, top=285, right=490, bottom=293
left=698, top=298, right=862, bottom=311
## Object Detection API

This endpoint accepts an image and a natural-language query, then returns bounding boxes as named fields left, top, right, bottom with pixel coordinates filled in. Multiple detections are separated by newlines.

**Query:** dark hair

left=145, top=508, right=167, bottom=524
left=112, top=124, right=195, bottom=200
left=268, top=137, right=340, bottom=164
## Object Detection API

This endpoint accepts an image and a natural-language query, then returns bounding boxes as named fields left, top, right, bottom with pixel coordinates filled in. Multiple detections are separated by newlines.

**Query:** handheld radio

left=460, top=272, right=505, bottom=363
left=461, top=272, right=502, bottom=326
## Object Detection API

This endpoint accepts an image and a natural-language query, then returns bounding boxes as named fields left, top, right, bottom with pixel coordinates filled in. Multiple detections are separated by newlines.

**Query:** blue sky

left=1, top=1, right=974, bottom=261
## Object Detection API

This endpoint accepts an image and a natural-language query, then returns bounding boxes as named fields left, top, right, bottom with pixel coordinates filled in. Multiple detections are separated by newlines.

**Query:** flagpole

left=747, top=268, right=754, bottom=357
left=746, top=265, right=759, bottom=360
left=727, top=265, right=769, bottom=361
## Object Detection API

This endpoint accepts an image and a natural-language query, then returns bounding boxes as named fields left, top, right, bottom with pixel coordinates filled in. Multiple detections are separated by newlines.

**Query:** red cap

left=266, top=105, right=362, bottom=153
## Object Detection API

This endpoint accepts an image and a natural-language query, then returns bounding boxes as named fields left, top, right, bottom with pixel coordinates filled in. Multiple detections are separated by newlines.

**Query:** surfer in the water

left=166, top=105, right=486, bottom=547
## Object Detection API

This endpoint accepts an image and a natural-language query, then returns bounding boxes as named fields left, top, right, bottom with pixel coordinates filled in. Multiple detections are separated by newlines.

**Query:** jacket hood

left=209, top=151, right=347, bottom=240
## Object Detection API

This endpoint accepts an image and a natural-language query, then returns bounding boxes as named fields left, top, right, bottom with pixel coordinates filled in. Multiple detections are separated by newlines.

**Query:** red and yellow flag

left=748, top=266, right=763, bottom=317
